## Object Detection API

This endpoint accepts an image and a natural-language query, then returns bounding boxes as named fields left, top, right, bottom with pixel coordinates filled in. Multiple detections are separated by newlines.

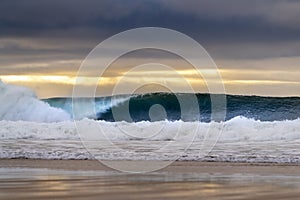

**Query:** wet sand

left=1, top=159, right=300, bottom=174
left=0, top=159, right=300, bottom=199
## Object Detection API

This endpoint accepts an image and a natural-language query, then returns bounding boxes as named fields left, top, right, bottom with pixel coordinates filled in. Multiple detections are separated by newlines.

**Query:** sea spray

left=0, top=81, right=70, bottom=122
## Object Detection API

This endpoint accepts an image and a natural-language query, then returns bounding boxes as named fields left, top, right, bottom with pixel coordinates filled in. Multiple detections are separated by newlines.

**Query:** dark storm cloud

left=1, top=0, right=300, bottom=66
left=1, top=0, right=300, bottom=41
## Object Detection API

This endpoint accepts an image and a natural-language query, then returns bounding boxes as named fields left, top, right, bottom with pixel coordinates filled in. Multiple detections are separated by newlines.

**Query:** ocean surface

left=45, top=93, right=300, bottom=122
left=1, top=81, right=300, bottom=163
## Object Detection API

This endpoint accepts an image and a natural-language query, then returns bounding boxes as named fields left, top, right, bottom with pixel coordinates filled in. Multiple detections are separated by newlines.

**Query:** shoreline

left=1, top=159, right=299, bottom=175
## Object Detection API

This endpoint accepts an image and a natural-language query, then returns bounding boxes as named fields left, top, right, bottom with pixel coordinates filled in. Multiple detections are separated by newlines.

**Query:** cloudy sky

left=0, top=0, right=300, bottom=98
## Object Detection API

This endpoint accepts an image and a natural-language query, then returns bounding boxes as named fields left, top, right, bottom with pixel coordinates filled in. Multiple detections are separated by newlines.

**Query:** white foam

left=0, top=81, right=70, bottom=122
left=1, top=117, right=300, bottom=162
left=1, top=116, right=299, bottom=142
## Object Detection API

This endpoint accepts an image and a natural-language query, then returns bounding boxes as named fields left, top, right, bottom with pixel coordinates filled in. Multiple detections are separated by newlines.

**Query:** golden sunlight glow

left=0, top=75, right=76, bottom=85
left=1, top=67, right=300, bottom=98
left=225, top=80, right=300, bottom=85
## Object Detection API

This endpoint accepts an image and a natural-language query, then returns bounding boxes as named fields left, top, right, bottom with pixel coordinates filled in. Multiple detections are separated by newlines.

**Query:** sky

left=0, top=0, right=300, bottom=98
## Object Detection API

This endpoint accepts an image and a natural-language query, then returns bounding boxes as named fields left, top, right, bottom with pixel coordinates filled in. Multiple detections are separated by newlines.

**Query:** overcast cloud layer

left=0, top=0, right=300, bottom=97
left=1, top=0, right=300, bottom=57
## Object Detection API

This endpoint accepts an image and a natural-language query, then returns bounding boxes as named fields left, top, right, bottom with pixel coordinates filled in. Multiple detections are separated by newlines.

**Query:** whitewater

left=0, top=81, right=70, bottom=122
left=0, top=81, right=300, bottom=163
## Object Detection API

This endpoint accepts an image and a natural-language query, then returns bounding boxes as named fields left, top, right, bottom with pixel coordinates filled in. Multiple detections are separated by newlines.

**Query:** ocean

left=1, top=81, right=300, bottom=164
left=45, top=93, right=300, bottom=122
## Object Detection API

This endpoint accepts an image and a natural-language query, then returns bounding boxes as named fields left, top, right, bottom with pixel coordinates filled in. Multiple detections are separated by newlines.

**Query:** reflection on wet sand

left=0, top=167, right=299, bottom=200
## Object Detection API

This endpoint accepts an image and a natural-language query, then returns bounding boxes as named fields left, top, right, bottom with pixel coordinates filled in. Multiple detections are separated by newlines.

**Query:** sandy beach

left=0, top=159, right=299, bottom=199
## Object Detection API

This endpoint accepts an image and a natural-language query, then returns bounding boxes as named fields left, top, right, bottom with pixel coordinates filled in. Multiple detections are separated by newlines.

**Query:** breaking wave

left=0, top=81, right=70, bottom=122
